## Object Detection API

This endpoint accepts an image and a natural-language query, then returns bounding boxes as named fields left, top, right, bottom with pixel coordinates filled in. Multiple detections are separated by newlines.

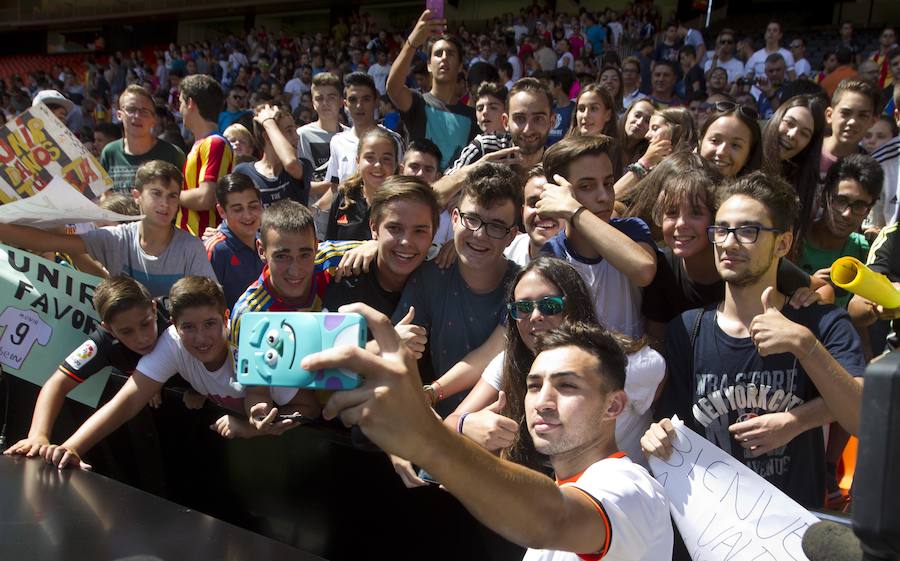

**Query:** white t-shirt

left=504, top=233, right=533, bottom=267
left=522, top=455, right=673, bottom=561
left=138, top=326, right=245, bottom=406
left=745, top=47, right=795, bottom=77
left=481, top=346, right=665, bottom=466
left=703, top=57, right=745, bottom=83
left=794, top=57, right=812, bottom=79
left=508, top=55, right=524, bottom=82
left=324, top=125, right=404, bottom=185
left=284, top=78, right=311, bottom=111
left=0, top=307, right=51, bottom=369
left=367, top=63, right=391, bottom=96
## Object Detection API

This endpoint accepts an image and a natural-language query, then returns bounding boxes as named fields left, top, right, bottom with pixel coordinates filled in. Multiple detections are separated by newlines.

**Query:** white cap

left=32, top=89, right=75, bottom=113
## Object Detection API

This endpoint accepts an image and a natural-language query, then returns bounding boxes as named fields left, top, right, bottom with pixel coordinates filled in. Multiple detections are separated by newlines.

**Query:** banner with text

left=0, top=103, right=112, bottom=203
left=0, top=243, right=107, bottom=407
left=648, top=417, right=818, bottom=561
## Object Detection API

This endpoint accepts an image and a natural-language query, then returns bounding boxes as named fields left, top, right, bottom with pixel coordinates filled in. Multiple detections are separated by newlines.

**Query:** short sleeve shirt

left=391, top=260, right=519, bottom=379
left=522, top=454, right=673, bottom=561
left=204, top=222, right=263, bottom=310
left=80, top=221, right=216, bottom=297
left=657, top=303, right=866, bottom=507
left=233, top=160, right=311, bottom=207
left=138, top=325, right=244, bottom=410
left=542, top=219, right=653, bottom=338
left=60, top=298, right=171, bottom=383
left=400, top=90, right=476, bottom=170
left=100, top=138, right=186, bottom=194
left=176, top=133, right=234, bottom=236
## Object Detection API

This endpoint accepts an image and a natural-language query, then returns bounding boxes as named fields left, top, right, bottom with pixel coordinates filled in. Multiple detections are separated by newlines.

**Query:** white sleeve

left=568, top=461, right=672, bottom=560
left=325, top=136, right=339, bottom=183
left=136, top=328, right=180, bottom=383
left=480, top=352, right=505, bottom=391
left=624, top=346, right=666, bottom=416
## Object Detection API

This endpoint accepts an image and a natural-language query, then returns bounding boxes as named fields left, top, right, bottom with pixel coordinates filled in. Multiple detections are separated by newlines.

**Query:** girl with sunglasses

left=761, top=95, right=826, bottom=255
left=641, top=152, right=831, bottom=345
left=697, top=101, right=763, bottom=178
left=443, top=257, right=664, bottom=469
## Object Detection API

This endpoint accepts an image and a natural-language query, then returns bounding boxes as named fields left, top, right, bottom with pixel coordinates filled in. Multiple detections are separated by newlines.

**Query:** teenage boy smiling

left=0, top=160, right=215, bottom=297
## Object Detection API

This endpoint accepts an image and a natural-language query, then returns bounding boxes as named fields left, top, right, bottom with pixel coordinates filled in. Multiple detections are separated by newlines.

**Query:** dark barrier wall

left=0, top=373, right=524, bottom=561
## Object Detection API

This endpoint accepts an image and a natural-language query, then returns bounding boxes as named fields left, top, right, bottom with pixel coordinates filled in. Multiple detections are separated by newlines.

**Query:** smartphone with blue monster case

left=237, top=312, right=366, bottom=389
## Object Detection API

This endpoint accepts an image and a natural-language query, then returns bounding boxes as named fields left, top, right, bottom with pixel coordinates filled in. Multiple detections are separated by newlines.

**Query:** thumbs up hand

left=395, top=306, right=428, bottom=359
left=459, top=391, right=520, bottom=452
left=749, top=287, right=814, bottom=357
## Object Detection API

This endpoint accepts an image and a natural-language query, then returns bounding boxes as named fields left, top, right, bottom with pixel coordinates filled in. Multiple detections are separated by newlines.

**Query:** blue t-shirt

left=391, top=260, right=519, bottom=413
left=547, top=101, right=575, bottom=146
left=585, top=25, right=606, bottom=55
left=657, top=303, right=866, bottom=508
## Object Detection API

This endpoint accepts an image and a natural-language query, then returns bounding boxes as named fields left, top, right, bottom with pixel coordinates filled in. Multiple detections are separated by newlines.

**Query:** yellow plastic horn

left=830, top=256, right=900, bottom=309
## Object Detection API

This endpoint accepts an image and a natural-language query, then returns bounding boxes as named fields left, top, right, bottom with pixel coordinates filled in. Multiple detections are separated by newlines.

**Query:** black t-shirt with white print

left=656, top=302, right=866, bottom=508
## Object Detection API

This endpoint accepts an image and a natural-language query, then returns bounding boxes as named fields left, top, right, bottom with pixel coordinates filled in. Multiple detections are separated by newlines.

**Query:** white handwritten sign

left=648, top=417, right=818, bottom=561
left=0, top=177, right=140, bottom=227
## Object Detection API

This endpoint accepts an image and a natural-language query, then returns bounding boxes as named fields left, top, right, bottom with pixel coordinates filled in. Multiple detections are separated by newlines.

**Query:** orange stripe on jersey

left=59, top=365, right=85, bottom=383
left=205, top=232, right=227, bottom=259
left=177, top=134, right=233, bottom=236
left=570, top=487, right=612, bottom=561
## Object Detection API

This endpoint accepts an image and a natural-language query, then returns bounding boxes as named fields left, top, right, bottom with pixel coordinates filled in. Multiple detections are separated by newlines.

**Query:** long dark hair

left=567, top=83, right=619, bottom=139
left=761, top=94, right=826, bottom=254
left=598, top=64, right=625, bottom=114
left=617, top=98, right=653, bottom=166
left=698, top=104, right=763, bottom=176
left=498, top=257, right=643, bottom=469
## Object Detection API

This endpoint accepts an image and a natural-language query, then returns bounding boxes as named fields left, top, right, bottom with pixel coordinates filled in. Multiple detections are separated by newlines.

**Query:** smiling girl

left=326, top=128, right=399, bottom=241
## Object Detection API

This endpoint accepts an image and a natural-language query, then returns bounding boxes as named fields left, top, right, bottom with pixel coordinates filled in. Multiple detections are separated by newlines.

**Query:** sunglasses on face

left=507, top=296, right=566, bottom=320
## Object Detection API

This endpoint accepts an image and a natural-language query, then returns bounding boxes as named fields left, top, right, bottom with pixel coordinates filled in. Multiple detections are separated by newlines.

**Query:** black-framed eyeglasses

left=829, top=195, right=873, bottom=216
left=458, top=212, right=515, bottom=239
left=507, top=296, right=566, bottom=320
left=712, top=101, right=759, bottom=121
left=707, top=225, right=783, bottom=245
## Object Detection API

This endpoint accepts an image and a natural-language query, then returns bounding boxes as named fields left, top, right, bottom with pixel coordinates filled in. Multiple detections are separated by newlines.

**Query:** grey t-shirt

left=80, top=221, right=216, bottom=297
left=391, top=260, right=518, bottom=411
left=297, top=122, right=346, bottom=182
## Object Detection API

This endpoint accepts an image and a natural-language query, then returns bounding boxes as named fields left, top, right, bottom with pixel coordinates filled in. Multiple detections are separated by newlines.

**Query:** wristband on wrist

left=626, top=162, right=649, bottom=179
left=423, top=384, right=436, bottom=406
left=457, top=412, right=471, bottom=434
left=570, top=205, right=588, bottom=222
left=432, top=380, right=444, bottom=402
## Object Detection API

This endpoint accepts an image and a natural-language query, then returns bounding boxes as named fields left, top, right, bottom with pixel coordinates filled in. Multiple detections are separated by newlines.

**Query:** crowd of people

left=2, top=2, right=900, bottom=559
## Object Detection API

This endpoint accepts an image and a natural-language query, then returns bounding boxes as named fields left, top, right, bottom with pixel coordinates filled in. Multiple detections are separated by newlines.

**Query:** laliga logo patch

left=66, top=340, right=97, bottom=369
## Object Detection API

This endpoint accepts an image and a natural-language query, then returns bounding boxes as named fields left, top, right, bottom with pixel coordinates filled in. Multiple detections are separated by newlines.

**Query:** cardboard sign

left=648, top=417, right=819, bottom=561
left=0, top=243, right=108, bottom=407
left=0, top=104, right=112, bottom=203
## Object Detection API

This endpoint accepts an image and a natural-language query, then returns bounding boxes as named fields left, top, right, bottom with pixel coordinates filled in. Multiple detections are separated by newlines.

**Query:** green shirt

left=100, top=138, right=186, bottom=194
left=799, top=231, right=869, bottom=308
